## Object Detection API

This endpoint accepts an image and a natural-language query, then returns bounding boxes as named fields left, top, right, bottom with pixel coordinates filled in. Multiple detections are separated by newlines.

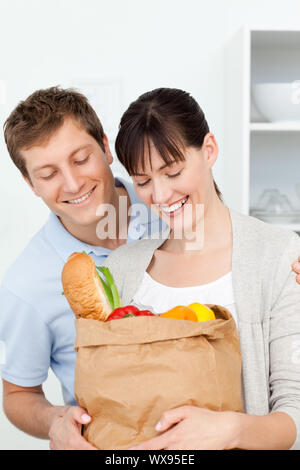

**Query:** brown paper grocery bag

left=74, top=305, right=243, bottom=450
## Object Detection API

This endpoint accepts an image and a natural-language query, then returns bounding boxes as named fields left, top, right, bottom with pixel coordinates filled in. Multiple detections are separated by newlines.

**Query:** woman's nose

left=152, top=181, right=172, bottom=205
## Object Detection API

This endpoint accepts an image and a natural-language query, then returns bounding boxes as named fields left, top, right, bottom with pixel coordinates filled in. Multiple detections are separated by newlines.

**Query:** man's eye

left=75, top=156, right=90, bottom=165
left=167, top=171, right=181, bottom=178
left=41, top=171, right=57, bottom=180
left=136, top=179, right=150, bottom=187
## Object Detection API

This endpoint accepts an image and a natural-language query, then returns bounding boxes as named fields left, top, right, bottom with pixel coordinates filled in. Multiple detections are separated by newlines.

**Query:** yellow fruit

left=187, top=303, right=216, bottom=322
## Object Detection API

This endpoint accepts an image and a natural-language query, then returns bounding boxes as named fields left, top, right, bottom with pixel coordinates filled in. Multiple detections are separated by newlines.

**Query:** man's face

left=22, top=117, right=115, bottom=231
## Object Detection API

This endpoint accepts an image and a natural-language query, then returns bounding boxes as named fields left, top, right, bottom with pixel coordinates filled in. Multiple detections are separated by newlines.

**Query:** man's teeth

left=67, top=188, right=93, bottom=204
left=161, top=197, right=188, bottom=213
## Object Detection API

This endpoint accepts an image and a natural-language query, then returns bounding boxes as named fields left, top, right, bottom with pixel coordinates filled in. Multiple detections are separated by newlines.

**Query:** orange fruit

left=160, top=306, right=198, bottom=322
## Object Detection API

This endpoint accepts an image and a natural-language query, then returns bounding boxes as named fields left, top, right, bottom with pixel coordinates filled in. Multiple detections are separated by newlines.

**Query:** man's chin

left=57, top=212, right=98, bottom=230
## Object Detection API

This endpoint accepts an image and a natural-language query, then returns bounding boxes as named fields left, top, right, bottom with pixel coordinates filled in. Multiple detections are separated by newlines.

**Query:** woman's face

left=131, top=133, right=218, bottom=236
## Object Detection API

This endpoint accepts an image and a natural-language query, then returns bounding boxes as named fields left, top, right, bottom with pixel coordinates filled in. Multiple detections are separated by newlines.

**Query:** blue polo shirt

left=0, top=177, right=165, bottom=405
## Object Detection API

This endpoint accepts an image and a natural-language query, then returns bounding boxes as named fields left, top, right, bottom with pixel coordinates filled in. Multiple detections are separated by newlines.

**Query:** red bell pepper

left=135, top=310, right=155, bottom=317
left=106, top=306, right=155, bottom=321
left=106, top=305, right=140, bottom=321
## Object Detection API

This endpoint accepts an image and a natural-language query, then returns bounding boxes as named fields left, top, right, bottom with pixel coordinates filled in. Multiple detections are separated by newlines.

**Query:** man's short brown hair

left=3, top=86, right=105, bottom=181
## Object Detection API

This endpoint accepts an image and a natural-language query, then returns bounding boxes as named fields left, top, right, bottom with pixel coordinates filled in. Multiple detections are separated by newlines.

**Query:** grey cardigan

left=105, top=209, right=300, bottom=449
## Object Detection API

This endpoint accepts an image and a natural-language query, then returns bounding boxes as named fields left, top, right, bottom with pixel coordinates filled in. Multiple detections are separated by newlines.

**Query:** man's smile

left=63, top=185, right=96, bottom=205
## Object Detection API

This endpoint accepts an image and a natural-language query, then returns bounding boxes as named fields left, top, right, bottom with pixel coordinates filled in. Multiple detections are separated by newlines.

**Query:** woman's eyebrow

left=134, top=162, right=177, bottom=176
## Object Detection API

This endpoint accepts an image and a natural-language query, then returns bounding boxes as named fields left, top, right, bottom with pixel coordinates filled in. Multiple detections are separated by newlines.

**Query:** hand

left=292, top=257, right=300, bottom=284
left=129, top=406, right=237, bottom=450
left=49, top=406, right=97, bottom=450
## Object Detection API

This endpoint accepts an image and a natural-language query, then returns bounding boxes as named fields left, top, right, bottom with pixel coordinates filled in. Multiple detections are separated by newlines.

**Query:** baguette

left=62, top=252, right=112, bottom=321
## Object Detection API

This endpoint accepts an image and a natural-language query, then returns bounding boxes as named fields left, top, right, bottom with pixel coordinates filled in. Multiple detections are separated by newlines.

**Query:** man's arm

left=3, top=379, right=66, bottom=438
left=3, top=380, right=96, bottom=449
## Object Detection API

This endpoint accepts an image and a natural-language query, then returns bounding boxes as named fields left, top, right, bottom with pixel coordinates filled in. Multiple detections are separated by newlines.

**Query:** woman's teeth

left=67, top=188, right=94, bottom=204
left=161, top=196, right=188, bottom=214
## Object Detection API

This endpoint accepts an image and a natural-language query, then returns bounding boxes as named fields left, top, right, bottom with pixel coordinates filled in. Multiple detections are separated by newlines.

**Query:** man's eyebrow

left=33, top=145, right=92, bottom=173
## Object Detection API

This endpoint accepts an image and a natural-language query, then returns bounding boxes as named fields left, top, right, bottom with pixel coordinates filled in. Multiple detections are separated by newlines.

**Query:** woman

left=105, top=88, right=300, bottom=450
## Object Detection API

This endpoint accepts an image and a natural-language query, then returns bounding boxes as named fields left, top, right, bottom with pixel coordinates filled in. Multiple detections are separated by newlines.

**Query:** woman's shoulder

left=231, top=209, right=300, bottom=282
left=231, top=209, right=300, bottom=247
left=107, top=236, right=164, bottom=263
left=104, top=236, right=166, bottom=280
left=104, top=236, right=168, bottom=304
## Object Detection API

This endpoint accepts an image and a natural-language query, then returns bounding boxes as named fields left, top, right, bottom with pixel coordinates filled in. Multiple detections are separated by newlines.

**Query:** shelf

left=223, top=27, right=300, bottom=217
left=251, top=30, right=300, bottom=50
left=250, top=122, right=300, bottom=132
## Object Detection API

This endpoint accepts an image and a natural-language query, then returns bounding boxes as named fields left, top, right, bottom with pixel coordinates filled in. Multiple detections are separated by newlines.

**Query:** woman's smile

left=159, top=195, right=189, bottom=217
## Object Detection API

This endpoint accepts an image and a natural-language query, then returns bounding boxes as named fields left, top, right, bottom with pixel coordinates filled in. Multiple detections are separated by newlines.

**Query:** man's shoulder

left=1, top=223, right=63, bottom=302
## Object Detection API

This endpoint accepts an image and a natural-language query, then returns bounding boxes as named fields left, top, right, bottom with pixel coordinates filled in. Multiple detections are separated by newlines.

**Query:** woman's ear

left=202, top=133, right=218, bottom=169
left=103, top=134, right=113, bottom=165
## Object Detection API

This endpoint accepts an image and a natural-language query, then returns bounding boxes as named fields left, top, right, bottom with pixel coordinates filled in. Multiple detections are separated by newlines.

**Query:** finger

left=71, top=407, right=92, bottom=425
left=292, top=262, right=300, bottom=273
left=76, top=435, right=98, bottom=450
left=156, top=406, right=189, bottom=432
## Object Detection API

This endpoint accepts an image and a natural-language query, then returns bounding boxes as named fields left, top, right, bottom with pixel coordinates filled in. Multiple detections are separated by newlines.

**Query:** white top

left=132, top=271, right=238, bottom=327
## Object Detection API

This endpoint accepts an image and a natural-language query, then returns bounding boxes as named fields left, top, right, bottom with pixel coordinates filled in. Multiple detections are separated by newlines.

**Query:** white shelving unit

left=223, top=27, right=300, bottom=233
left=250, top=122, right=300, bottom=132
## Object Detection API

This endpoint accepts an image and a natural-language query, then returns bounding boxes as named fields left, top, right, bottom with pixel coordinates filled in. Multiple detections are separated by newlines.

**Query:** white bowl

left=252, top=83, right=300, bottom=123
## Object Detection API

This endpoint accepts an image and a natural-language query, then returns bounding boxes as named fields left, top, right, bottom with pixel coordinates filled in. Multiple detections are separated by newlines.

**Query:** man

left=0, top=87, right=164, bottom=450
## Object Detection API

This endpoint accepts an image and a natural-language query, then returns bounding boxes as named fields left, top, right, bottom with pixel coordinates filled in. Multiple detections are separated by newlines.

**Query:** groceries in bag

left=62, top=252, right=243, bottom=449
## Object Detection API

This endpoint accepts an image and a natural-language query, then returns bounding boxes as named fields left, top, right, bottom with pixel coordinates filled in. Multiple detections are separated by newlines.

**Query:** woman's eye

left=167, top=171, right=181, bottom=178
left=136, top=179, right=150, bottom=187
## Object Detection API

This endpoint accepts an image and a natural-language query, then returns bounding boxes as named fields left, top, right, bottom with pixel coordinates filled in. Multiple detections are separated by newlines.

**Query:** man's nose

left=62, top=168, right=83, bottom=194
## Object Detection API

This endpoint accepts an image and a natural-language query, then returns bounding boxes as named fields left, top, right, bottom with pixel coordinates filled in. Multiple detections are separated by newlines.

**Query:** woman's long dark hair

left=115, top=88, right=222, bottom=200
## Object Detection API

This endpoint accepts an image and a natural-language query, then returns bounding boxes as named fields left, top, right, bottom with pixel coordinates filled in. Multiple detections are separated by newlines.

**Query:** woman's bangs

left=127, top=128, right=186, bottom=176
left=151, top=126, right=186, bottom=168
left=122, top=127, right=148, bottom=176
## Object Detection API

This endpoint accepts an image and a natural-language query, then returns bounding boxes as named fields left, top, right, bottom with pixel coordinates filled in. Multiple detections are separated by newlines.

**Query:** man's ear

left=102, top=134, right=113, bottom=165
left=202, top=133, right=218, bottom=169
left=22, top=174, right=41, bottom=197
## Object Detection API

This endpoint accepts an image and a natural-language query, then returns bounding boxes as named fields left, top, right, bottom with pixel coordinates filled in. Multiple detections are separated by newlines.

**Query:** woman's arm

left=233, top=411, right=296, bottom=450
left=130, top=406, right=296, bottom=450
